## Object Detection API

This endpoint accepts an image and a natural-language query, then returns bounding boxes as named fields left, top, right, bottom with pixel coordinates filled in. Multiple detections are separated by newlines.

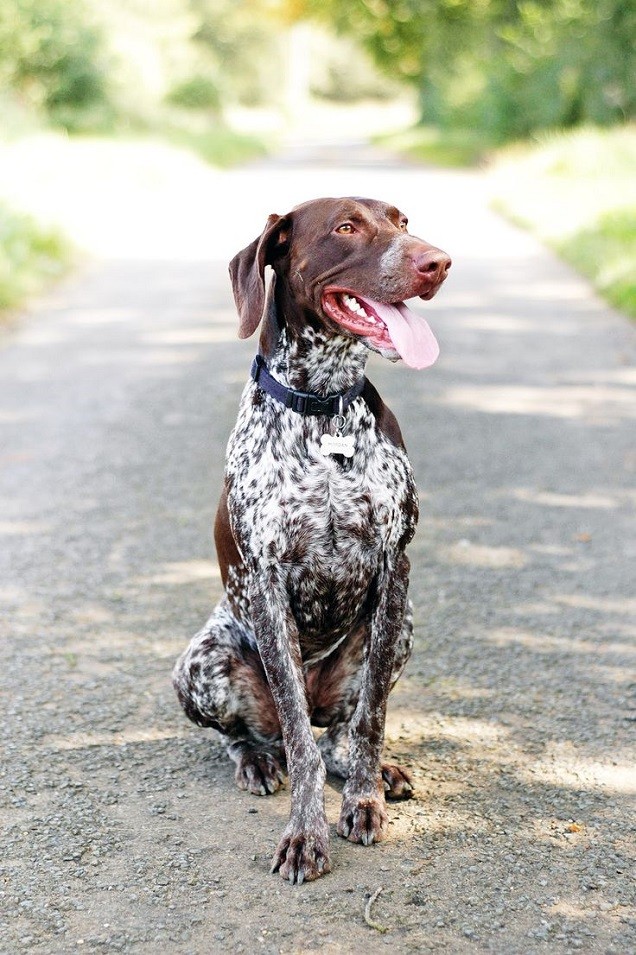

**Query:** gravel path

left=1, top=144, right=634, bottom=954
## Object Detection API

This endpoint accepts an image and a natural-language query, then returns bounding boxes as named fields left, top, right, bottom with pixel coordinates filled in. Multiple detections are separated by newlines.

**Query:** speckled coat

left=173, top=196, right=451, bottom=884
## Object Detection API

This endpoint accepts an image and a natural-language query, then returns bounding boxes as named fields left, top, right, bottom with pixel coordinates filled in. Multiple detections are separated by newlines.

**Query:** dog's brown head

left=229, top=196, right=451, bottom=369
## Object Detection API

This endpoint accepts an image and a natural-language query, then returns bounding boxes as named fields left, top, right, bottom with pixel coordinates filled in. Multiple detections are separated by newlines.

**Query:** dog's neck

left=261, top=300, right=368, bottom=396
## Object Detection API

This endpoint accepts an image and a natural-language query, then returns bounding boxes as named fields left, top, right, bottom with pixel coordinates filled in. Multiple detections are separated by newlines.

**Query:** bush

left=0, top=0, right=113, bottom=132
left=0, top=202, right=72, bottom=311
left=165, top=75, right=221, bottom=112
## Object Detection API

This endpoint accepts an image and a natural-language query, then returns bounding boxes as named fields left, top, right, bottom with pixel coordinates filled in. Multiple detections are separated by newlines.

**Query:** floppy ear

left=228, top=213, right=291, bottom=339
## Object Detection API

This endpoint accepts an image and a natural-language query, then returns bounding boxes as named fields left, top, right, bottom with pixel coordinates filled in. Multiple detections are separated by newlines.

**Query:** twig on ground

left=364, top=887, right=388, bottom=933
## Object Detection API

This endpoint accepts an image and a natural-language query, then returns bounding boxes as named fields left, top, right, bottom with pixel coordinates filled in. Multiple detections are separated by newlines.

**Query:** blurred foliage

left=0, top=0, right=113, bottom=131
left=491, top=125, right=636, bottom=318
left=308, top=31, right=400, bottom=102
left=0, top=0, right=409, bottom=136
left=559, top=208, right=636, bottom=317
left=0, top=0, right=281, bottom=166
left=161, top=123, right=269, bottom=167
left=187, top=1, right=396, bottom=106
left=3, top=0, right=632, bottom=149
left=0, top=0, right=283, bottom=129
left=297, top=0, right=636, bottom=141
left=0, top=201, right=72, bottom=310
left=374, top=125, right=487, bottom=167
left=165, top=75, right=221, bottom=112
left=189, top=0, right=282, bottom=107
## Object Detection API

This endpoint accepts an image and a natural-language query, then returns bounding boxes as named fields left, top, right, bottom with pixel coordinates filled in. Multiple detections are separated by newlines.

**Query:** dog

left=173, top=196, right=451, bottom=883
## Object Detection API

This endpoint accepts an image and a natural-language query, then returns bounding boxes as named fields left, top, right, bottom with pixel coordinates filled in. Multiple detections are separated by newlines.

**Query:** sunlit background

left=0, top=0, right=634, bottom=315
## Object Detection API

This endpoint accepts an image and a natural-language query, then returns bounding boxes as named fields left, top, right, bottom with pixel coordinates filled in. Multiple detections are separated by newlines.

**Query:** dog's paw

left=337, top=793, right=388, bottom=845
left=271, top=822, right=331, bottom=885
left=234, top=749, right=286, bottom=796
left=381, top=763, right=414, bottom=800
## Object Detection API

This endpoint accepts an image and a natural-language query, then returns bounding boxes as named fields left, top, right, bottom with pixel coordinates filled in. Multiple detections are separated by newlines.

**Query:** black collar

left=250, top=354, right=366, bottom=417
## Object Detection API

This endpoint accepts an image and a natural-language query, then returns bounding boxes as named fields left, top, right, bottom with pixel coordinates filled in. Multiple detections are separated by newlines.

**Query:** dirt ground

left=1, top=144, right=635, bottom=954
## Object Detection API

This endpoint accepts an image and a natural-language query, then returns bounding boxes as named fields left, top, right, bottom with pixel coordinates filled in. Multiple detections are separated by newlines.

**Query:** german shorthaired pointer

left=173, top=197, right=451, bottom=883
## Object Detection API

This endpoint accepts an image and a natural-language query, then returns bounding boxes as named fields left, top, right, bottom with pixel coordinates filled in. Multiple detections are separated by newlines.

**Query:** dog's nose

left=413, top=249, right=452, bottom=282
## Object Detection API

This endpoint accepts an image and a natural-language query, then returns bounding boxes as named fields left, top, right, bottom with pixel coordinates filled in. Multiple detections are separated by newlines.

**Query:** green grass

left=0, top=203, right=73, bottom=313
left=374, top=125, right=489, bottom=168
left=159, top=121, right=269, bottom=169
left=489, top=125, right=636, bottom=319
left=558, top=208, right=636, bottom=317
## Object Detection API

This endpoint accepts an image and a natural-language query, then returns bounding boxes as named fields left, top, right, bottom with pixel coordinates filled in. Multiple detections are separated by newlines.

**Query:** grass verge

left=159, top=121, right=269, bottom=168
left=556, top=208, right=636, bottom=317
left=373, top=125, right=489, bottom=168
left=490, top=125, right=636, bottom=319
left=0, top=202, right=73, bottom=314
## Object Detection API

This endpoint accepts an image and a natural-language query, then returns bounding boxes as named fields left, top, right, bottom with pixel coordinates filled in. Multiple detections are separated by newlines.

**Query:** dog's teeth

left=343, top=294, right=368, bottom=318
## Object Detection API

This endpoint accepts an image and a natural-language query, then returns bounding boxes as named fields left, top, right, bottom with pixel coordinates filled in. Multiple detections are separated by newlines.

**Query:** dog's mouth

left=321, top=290, right=439, bottom=370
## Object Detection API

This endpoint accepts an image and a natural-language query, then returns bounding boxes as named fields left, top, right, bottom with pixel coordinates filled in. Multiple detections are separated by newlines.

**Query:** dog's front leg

left=337, top=553, right=410, bottom=845
left=249, top=565, right=330, bottom=884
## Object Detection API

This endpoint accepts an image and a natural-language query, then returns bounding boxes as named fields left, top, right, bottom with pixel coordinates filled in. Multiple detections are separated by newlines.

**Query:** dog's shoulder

left=361, top=379, right=407, bottom=452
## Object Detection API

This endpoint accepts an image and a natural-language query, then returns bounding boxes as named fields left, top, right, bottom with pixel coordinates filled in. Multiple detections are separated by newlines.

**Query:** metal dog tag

left=319, top=413, right=355, bottom=458
left=320, top=433, right=355, bottom=457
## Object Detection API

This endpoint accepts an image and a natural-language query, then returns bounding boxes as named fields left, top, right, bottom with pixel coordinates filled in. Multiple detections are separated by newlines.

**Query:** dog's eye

left=335, top=223, right=355, bottom=234
left=399, top=219, right=408, bottom=231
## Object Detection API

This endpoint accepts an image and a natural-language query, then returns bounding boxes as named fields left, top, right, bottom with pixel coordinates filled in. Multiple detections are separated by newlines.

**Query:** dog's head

left=229, top=196, right=451, bottom=369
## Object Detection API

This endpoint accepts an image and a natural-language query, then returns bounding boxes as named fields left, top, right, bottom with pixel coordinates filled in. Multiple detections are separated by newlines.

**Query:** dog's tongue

left=369, top=299, right=439, bottom=369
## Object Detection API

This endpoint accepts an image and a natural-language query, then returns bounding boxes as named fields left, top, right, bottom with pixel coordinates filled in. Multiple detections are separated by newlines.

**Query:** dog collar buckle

left=250, top=355, right=365, bottom=418
left=287, top=392, right=335, bottom=416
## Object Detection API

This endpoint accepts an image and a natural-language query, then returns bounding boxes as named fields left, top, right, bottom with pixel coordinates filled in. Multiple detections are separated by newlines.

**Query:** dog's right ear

left=229, top=213, right=291, bottom=339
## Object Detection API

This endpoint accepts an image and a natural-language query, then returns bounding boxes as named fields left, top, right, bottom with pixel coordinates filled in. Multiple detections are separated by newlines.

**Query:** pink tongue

left=368, top=299, right=439, bottom=369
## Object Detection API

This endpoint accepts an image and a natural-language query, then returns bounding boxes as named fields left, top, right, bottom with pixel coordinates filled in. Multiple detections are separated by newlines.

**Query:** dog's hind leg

left=318, top=723, right=413, bottom=800
left=172, top=598, right=285, bottom=795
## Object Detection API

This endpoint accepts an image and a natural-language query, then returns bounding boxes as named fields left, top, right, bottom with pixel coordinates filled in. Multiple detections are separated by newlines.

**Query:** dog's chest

left=226, top=387, right=417, bottom=645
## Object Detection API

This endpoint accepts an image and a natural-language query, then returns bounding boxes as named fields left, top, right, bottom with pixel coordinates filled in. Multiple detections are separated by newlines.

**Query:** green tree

left=188, top=0, right=283, bottom=107
left=0, top=0, right=113, bottom=130
left=295, top=0, right=636, bottom=140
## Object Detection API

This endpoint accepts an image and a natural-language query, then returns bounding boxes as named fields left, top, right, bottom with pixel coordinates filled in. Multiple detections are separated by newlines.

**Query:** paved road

left=1, top=144, right=635, bottom=954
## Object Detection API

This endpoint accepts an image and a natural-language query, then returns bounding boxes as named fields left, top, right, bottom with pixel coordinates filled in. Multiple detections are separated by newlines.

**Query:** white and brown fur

left=173, top=197, right=451, bottom=883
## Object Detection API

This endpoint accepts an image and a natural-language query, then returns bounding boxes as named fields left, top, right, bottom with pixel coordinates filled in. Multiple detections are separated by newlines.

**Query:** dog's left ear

left=229, top=213, right=291, bottom=339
